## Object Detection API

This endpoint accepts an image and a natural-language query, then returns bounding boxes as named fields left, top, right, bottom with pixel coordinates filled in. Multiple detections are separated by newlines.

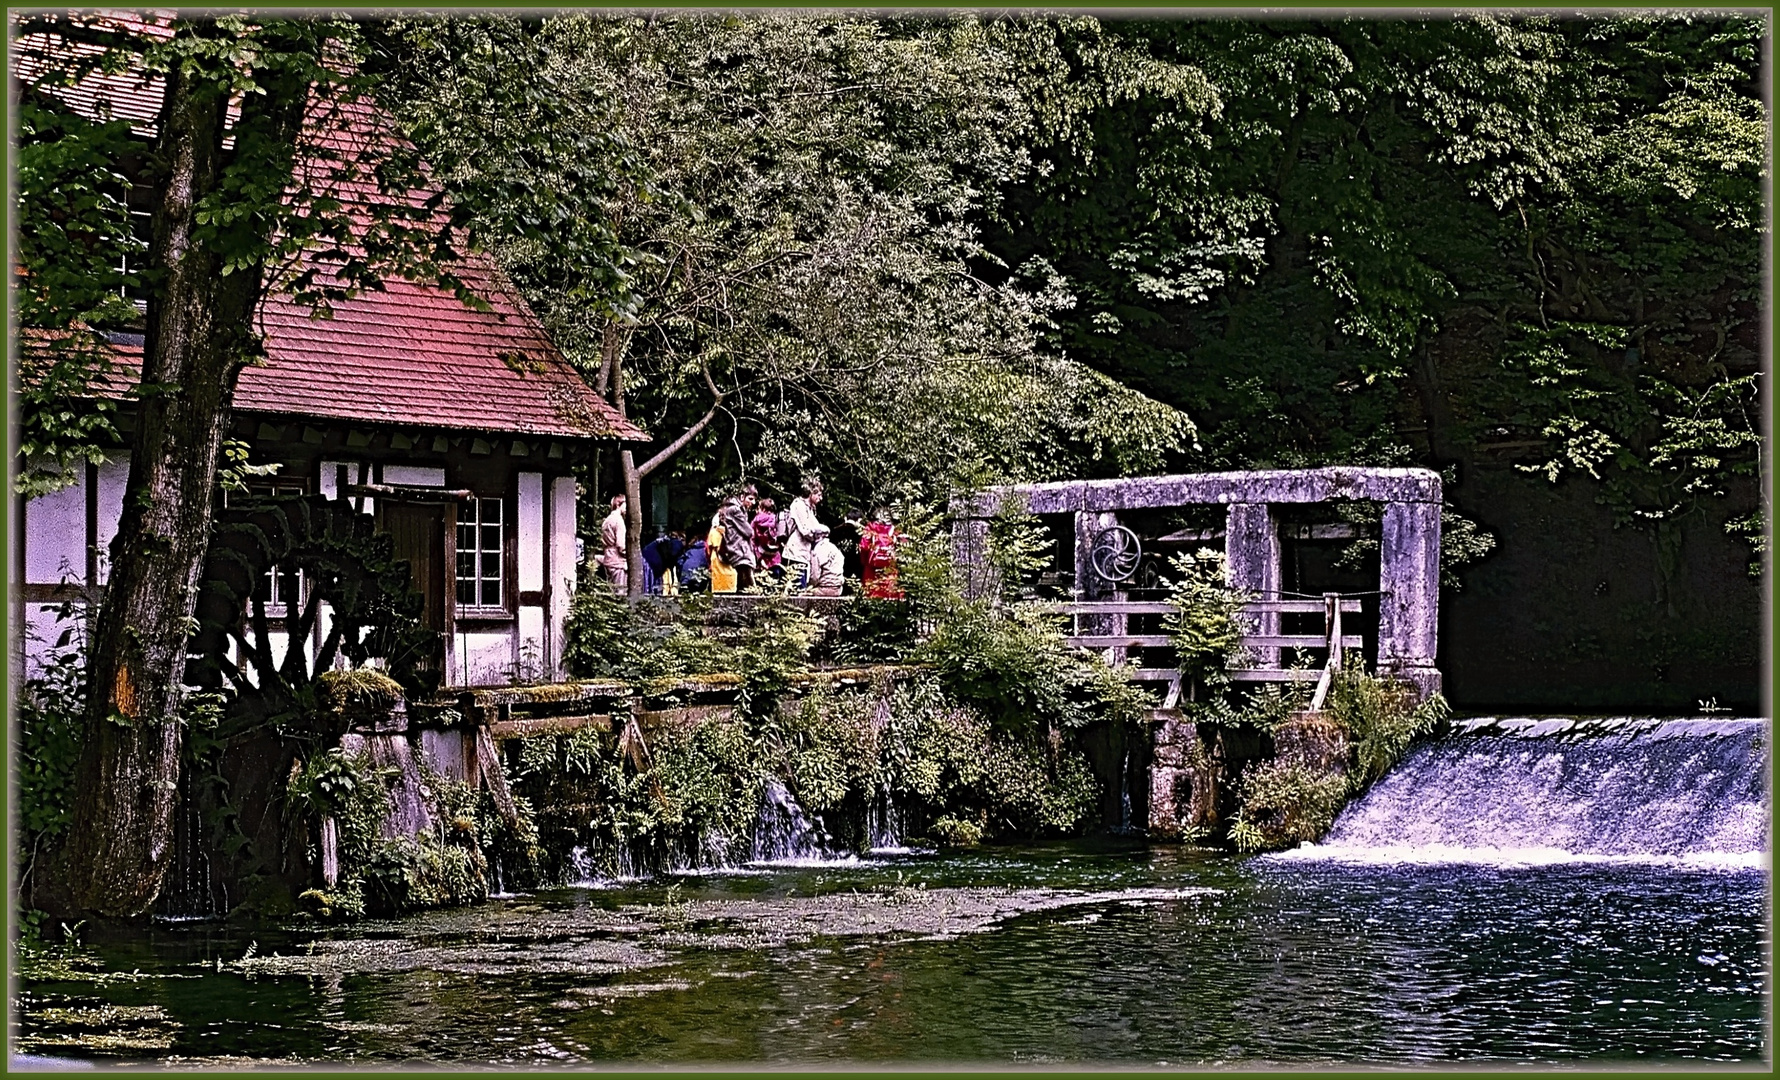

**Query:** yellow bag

left=708, top=526, right=737, bottom=593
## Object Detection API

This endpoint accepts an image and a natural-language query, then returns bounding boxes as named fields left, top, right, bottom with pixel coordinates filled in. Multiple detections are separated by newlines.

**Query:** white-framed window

left=240, top=479, right=309, bottom=618
left=456, top=496, right=505, bottom=610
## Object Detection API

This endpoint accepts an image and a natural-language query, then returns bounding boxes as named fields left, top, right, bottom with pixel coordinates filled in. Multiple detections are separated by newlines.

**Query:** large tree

left=373, top=13, right=1204, bottom=592
left=13, top=13, right=608, bottom=916
left=992, top=14, right=1765, bottom=568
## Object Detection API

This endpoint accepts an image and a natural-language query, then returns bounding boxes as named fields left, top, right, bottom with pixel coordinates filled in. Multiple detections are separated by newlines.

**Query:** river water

left=16, top=722, right=1771, bottom=1066
left=16, top=842, right=1768, bottom=1067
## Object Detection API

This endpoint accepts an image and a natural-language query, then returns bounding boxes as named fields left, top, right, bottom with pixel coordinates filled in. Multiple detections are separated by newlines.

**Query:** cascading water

left=751, top=777, right=835, bottom=863
left=1287, top=717, right=1769, bottom=868
left=867, top=789, right=908, bottom=854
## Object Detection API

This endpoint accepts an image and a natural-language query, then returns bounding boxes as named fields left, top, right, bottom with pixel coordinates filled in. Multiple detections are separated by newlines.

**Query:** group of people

left=596, top=478, right=904, bottom=599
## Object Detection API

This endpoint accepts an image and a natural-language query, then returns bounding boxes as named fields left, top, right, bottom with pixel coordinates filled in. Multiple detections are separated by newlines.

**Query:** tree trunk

left=61, top=44, right=308, bottom=918
left=622, top=449, right=647, bottom=599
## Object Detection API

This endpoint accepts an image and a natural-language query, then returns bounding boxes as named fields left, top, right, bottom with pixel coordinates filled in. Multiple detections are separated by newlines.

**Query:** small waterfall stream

left=751, top=778, right=837, bottom=863
left=1289, top=717, right=1768, bottom=867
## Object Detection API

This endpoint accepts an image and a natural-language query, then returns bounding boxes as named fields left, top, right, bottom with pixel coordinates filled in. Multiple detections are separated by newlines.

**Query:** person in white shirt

left=780, top=477, right=825, bottom=587
left=598, top=493, right=627, bottom=592
left=805, top=523, right=845, bottom=596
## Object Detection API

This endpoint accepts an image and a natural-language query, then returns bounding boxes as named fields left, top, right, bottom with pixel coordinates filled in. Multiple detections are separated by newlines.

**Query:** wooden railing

left=1052, top=594, right=1364, bottom=712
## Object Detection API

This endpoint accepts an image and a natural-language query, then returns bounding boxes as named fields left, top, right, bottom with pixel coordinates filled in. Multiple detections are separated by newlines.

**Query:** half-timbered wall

left=15, top=423, right=590, bottom=690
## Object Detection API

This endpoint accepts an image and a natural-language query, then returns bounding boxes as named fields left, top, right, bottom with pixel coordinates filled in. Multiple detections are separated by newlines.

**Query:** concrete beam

left=953, top=467, right=1441, bottom=517
left=1225, top=503, right=1281, bottom=666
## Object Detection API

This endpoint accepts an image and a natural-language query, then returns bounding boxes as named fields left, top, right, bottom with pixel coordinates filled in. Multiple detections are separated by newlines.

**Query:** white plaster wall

left=383, top=465, right=445, bottom=487
left=95, top=453, right=129, bottom=584
left=457, top=631, right=514, bottom=687
left=516, top=606, right=546, bottom=682
left=20, top=604, right=87, bottom=680
left=548, top=475, right=578, bottom=679
left=25, top=472, right=87, bottom=585
left=319, top=459, right=372, bottom=514
left=518, top=472, right=544, bottom=593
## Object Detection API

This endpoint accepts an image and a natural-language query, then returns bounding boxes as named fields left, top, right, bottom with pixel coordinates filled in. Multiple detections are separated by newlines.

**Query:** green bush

left=1227, top=759, right=1351, bottom=852
left=17, top=642, right=86, bottom=858
left=1164, top=548, right=1253, bottom=688
left=1327, top=661, right=1450, bottom=788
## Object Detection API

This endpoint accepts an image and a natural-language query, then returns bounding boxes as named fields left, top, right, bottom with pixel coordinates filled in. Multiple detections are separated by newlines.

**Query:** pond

left=15, top=840, right=1768, bottom=1067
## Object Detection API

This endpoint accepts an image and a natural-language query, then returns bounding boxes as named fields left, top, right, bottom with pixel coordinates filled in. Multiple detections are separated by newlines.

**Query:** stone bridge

left=950, top=467, right=1443, bottom=699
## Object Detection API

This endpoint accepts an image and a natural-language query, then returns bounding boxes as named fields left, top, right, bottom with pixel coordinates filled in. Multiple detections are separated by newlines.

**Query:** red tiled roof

left=243, top=261, right=645, bottom=440
left=14, top=12, right=647, bottom=443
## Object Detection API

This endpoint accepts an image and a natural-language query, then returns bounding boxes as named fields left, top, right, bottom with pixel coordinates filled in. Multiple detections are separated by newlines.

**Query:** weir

left=1299, top=717, right=1769, bottom=865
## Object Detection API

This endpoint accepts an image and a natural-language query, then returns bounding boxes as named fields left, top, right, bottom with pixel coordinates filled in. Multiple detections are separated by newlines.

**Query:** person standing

left=707, top=500, right=737, bottom=594
left=752, top=495, right=783, bottom=578
left=780, top=477, right=825, bottom=587
left=721, top=486, right=758, bottom=591
left=804, top=523, right=846, bottom=596
left=599, top=494, right=628, bottom=593
left=859, top=507, right=904, bottom=599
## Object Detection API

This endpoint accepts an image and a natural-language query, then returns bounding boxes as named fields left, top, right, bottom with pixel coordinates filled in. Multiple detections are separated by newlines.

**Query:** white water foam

left=1273, top=842, right=1768, bottom=872
left=1293, top=723, right=1769, bottom=870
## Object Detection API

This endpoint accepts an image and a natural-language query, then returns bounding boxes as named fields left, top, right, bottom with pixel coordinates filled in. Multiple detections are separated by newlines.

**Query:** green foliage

left=1326, top=663, right=1451, bottom=790
left=213, top=439, right=281, bottom=496
left=13, top=96, right=138, bottom=497
left=1163, top=549, right=1253, bottom=686
left=502, top=669, right=1105, bottom=878
left=878, top=676, right=1100, bottom=840
left=1227, top=760, right=1351, bottom=853
left=833, top=598, right=921, bottom=665
left=315, top=669, right=405, bottom=712
left=1223, top=663, right=1451, bottom=852
left=561, top=589, right=734, bottom=683
left=914, top=601, right=1147, bottom=739
left=984, top=500, right=1054, bottom=603
left=16, top=637, right=88, bottom=854
left=991, top=13, right=1761, bottom=574
left=360, top=831, right=485, bottom=914
left=377, top=12, right=1196, bottom=505
left=929, top=817, right=985, bottom=848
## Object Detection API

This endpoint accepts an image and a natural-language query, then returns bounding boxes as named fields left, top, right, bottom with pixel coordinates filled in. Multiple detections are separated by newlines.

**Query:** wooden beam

left=1243, top=635, right=1365, bottom=649
left=1067, top=635, right=1173, bottom=648
left=1241, top=599, right=1362, bottom=614
left=489, top=713, right=615, bottom=739
left=1228, top=669, right=1327, bottom=682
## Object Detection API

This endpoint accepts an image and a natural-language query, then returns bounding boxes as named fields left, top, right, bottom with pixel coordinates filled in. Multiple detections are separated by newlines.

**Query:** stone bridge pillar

left=1378, top=499, right=1441, bottom=698
left=1075, top=510, right=1125, bottom=660
left=953, top=515, right=994, bottom=601
left=1224, top=503, right=1280, bottom=667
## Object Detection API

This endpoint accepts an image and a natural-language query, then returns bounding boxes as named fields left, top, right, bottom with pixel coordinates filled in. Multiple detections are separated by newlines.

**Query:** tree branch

left=634, top=364, right=726, bottom=480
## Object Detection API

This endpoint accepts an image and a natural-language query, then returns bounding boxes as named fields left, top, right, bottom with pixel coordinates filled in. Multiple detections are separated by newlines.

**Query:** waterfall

left=1116, top=743, right=1134, bottom=834
left=154, top=760, right=223, bottom=920
left=750, top=778, right=837, bottom=863
left=868, top=789, right=911, bottom=854
left=1285, top=718, right=1768, bottom=868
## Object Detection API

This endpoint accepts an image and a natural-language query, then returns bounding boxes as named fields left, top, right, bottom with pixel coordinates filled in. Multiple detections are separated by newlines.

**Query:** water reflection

left=17, top=844, right=1768, bottom=1066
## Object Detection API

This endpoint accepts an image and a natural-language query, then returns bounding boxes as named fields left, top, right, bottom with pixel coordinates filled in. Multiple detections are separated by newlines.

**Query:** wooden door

left=379, top=500, right=453, bottom=679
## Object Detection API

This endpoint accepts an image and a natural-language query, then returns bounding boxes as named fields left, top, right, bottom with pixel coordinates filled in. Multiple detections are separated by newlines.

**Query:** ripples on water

left=17, top=843, right=1768, bottom=1067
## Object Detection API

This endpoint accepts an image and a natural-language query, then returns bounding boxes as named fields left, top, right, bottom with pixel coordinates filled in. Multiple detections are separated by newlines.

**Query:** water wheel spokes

left=1090, top=525, right=1142, bottom=583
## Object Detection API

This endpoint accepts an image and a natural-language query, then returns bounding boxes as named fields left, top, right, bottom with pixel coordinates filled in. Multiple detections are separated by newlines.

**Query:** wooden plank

left=1243, top=635, right=1364, bottom=649
left=1227, top=668, right=1326, bottom=682
left=1066, top=635, right=1173, bottom=648
left=1240, top=599, right=1361, bottom=614
left=489, top=713, right=615, bottom=739
left=1125, top=668, right=1184, bottom=681
left=1043, top=601, right=1178, bottom=614
left=464, top=680, right=630, bottom=709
